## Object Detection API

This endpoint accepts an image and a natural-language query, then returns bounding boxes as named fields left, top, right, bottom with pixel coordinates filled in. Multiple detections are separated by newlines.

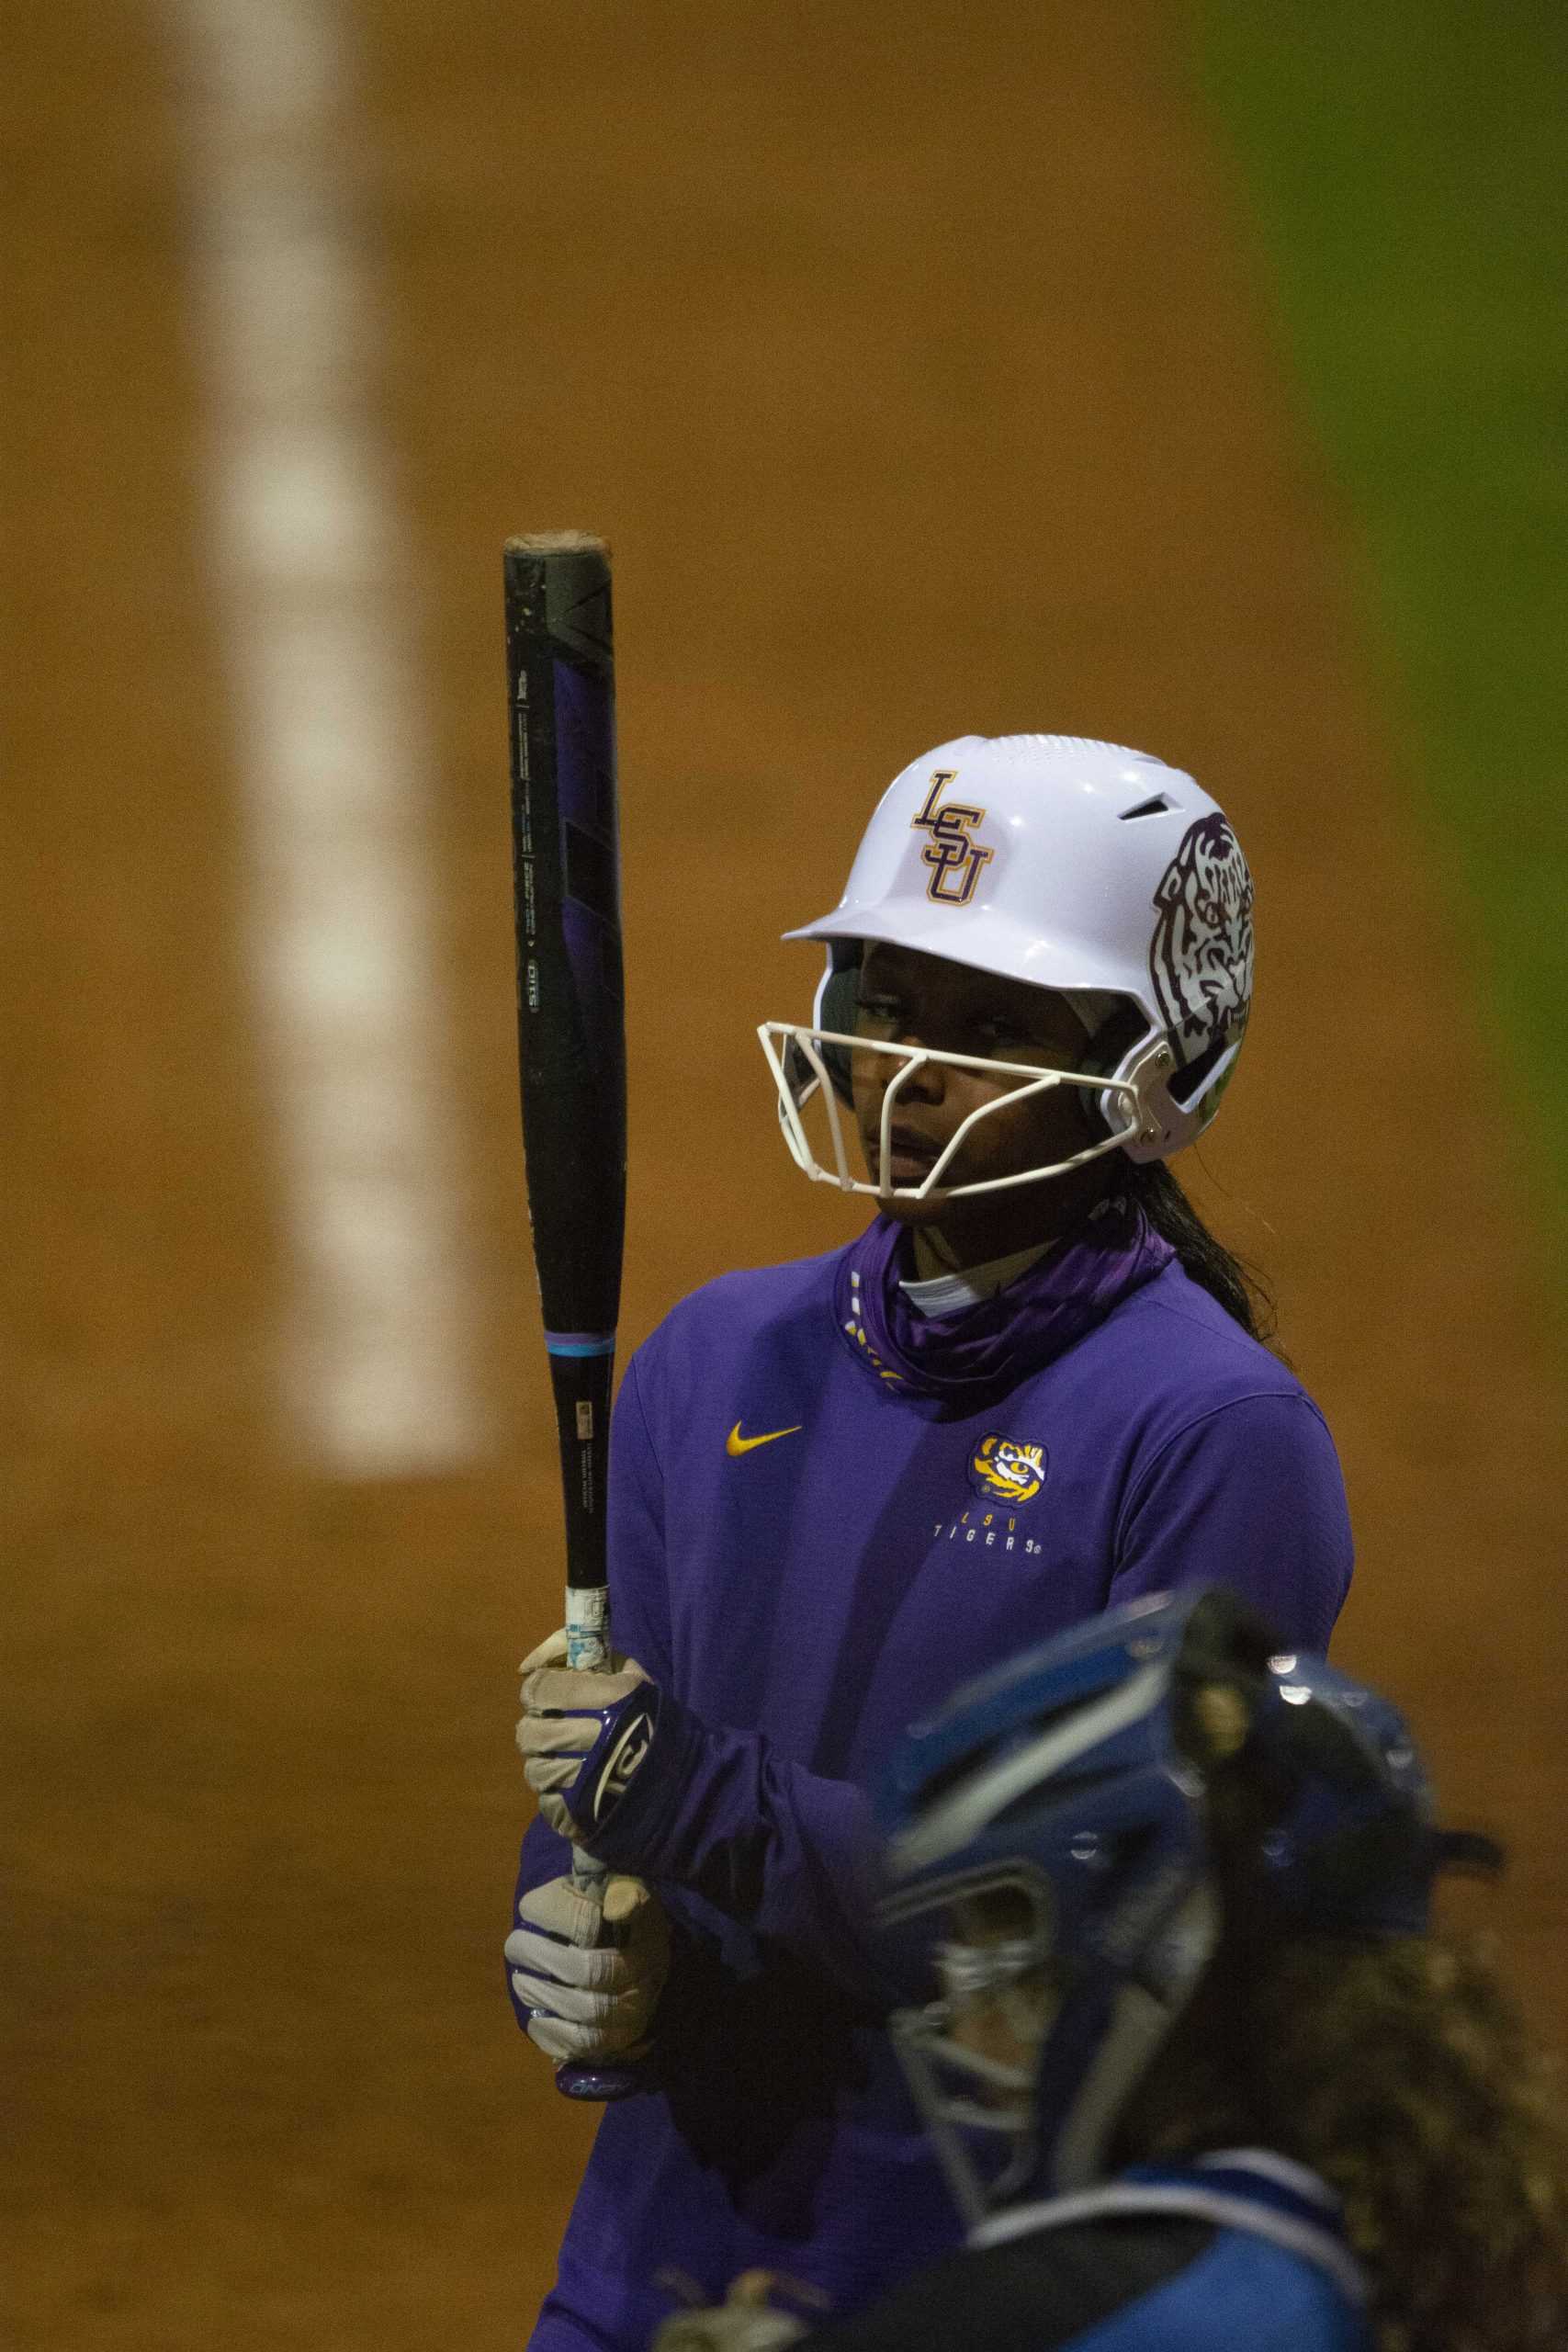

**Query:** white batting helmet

left=759, top=734, right=1254, bottom=1200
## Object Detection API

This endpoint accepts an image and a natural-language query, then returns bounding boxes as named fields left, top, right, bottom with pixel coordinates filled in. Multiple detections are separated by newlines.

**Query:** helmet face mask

left=761, top=735, right=1255, bottom=1193
left=758, top=1018, right=1149, bottom=1202
left=886, top=1868, right=1060, bottom=2220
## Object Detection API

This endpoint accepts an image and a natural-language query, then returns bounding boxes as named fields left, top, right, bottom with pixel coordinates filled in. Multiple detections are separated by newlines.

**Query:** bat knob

left=555, top=2058, right=645, bottom=2103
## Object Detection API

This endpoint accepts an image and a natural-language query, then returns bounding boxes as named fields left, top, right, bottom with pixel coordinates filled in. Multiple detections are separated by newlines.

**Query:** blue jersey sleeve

left=1110, top=1392, right=1353, bottom=1650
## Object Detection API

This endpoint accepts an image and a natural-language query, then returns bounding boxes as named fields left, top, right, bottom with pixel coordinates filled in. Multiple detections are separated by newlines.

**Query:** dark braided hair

left=1073, top=991, right=1278, bottom=1345
left=1122, top=1159, right=1276, bottom=1345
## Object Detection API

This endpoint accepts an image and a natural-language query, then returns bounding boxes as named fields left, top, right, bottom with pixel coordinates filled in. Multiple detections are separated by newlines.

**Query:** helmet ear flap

left=1066, top=997, right=1150, bottom=1149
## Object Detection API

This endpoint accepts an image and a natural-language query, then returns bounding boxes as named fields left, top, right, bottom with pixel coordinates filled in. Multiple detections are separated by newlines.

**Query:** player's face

left=850, top=944, right=1098, bottom=1221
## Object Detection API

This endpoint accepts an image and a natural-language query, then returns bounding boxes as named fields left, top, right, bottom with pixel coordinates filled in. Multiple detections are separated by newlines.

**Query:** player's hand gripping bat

left=503, top=533, right=637, bottom=2103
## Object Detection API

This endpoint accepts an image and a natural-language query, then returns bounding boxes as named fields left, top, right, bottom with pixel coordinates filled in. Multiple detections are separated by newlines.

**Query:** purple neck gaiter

left=834, top=1202, right=1176, bottom=1409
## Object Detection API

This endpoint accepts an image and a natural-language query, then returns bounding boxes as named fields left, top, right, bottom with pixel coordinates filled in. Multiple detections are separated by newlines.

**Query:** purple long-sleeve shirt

left=516, top=1216, right=1352, bottom=2352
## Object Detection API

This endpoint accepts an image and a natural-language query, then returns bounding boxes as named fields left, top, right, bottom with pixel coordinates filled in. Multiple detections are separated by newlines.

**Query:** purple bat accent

left=552, top=656, right=622, bottom=1023
left=554, top=658, right=615, bottom=842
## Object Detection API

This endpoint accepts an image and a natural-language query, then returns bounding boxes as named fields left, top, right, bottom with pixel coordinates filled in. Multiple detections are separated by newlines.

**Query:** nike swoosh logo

left=726, top=1420, right=804, bottom=1456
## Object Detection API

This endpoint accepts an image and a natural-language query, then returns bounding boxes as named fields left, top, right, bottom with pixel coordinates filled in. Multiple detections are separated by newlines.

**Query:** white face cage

left=886, top=1867, right=1058, bottom=2226
left=890, top=1876, right=1220, bottom=2222
left=757, top=1023, right=1153, bottom=1202
left=891, top=2001, right=1037, bottom=2222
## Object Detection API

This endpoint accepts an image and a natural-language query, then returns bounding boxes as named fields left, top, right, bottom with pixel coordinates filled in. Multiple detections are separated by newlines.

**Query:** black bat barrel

left=503, top=536, right=626, bottom=1600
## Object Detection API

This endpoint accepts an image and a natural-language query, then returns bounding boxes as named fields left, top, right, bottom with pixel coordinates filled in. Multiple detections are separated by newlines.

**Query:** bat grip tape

left=563, top=1597, right=610, bottom=1897
left=564, top=1593, right=611, bottom=1893
left=565, top=1583, right=611, bottom=1671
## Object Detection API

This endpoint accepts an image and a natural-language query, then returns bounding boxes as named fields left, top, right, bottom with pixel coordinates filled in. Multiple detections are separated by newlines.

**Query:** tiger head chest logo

left=968, top=1433, right=1047, bottom=1505
left=910, top=771, right=995, bottom=906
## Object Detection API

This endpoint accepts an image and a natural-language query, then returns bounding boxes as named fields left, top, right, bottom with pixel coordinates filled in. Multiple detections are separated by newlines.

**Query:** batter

left=508, top=735, right=1353, bottom=2350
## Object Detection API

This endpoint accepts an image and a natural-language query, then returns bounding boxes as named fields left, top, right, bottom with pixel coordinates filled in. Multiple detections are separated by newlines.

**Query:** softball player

left=653, top=1589, right=1568, bottom=2352
left=509, top=737, right=1357, bottom=2350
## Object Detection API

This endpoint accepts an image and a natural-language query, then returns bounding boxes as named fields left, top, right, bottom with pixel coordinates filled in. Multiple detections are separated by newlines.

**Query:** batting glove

left=516, top=1627, right=655, bottom=1840
left=652, top=2275, right=811, bottom=2352
left=505, top=1871, right=671, bottom=2064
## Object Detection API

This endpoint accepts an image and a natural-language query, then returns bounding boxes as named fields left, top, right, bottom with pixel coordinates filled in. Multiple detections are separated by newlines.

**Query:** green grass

left=1195, top=5, right=1568, bottom=1302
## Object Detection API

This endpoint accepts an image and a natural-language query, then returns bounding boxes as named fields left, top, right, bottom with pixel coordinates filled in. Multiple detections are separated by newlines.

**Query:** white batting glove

left=516, top=1627, right=651, bottom=1839
left=505, top=1871, right=671, bottom=2064
left=652, top=2275, right=810, bottom=2352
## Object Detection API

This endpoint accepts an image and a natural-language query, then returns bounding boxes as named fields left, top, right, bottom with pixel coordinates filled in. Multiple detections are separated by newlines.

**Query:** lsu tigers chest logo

left=968, top=1433, right=1048, bottom=1505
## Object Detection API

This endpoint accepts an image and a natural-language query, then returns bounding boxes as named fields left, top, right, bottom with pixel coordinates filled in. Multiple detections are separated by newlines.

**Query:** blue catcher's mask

left=875, top=1587, right=1498, bottom=2228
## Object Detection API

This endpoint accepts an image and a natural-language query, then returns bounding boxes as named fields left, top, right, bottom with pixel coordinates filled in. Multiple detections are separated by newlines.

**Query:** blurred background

left=6, top=4, right=1564, bottom=2346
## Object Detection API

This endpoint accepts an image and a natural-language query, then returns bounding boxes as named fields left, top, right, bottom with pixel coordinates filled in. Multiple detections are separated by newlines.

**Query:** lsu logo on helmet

left=968, top=1434, right=1047, bottom=1505
left=910, top=771, right=995, bottom=906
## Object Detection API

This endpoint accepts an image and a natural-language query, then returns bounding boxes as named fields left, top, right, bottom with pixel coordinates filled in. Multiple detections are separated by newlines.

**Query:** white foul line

left=167, top=0, right=482, bottom=1473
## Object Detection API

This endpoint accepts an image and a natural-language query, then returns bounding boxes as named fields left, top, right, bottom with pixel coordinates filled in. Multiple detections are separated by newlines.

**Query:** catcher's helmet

left=875, top=1586, right=1494, bottom=2224
left=760, top=735, right=1254, bottom=1200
